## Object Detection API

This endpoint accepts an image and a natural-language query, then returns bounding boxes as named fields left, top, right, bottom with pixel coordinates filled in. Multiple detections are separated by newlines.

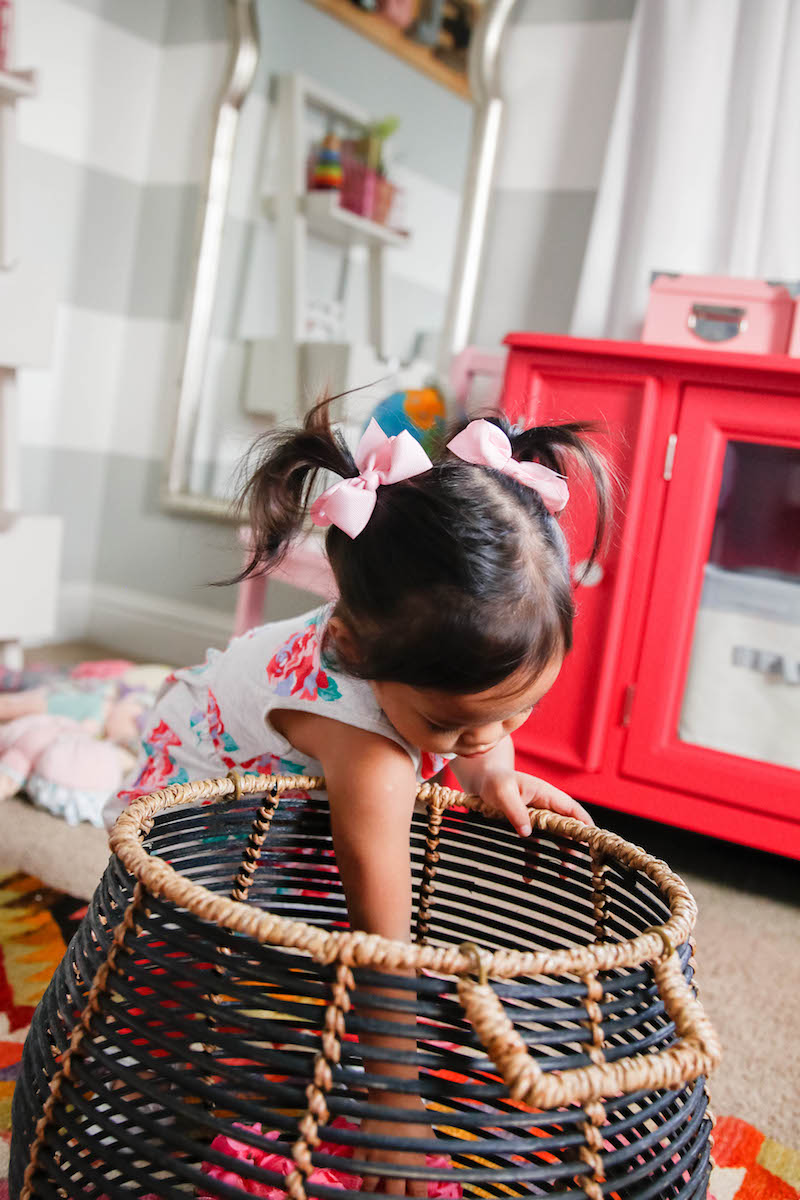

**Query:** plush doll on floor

left=0, top=662, right=171, bottom=826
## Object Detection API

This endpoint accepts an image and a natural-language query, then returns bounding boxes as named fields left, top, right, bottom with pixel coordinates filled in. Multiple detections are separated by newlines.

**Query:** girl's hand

left=361, top=1091, right=435, bottom=1198
left=480, top=768, right=593, bottom=835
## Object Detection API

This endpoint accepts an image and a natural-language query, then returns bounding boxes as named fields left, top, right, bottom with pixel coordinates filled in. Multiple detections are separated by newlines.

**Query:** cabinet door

left=505, top=361, right=671, bottom=772
left=623, top=385, right=800, bottom=817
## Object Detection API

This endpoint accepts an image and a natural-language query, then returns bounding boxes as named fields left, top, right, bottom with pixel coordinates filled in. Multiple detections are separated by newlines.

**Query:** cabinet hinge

left=663, top=433, right=678, bottom=480
left=621, top=684, right=636, bottom=727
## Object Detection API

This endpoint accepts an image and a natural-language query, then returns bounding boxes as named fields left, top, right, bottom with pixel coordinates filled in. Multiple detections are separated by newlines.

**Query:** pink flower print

left=236, top=751, right=307, bottom=779
left=204, top=693, right=305, bottom=777
left=207, top=689, right=240, bottom=766
left=117, top=719, right=189, bottom=804
left=198, top=1117, right=461, bottom=1198
left=266, top=620, right=341, bottom=703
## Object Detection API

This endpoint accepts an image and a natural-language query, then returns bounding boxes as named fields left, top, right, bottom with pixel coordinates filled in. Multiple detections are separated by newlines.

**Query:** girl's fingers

left=363, top=1157, right=431, bottom=1196
left=525, top=787, right=594, bottom=825
left=361, top=1173, right=429, bottom=1196
left=522, top=779, right=593, bottom=826
left=383, top=1179, right=407, bottom=1196
left=486, top=774, right=532, bottom=837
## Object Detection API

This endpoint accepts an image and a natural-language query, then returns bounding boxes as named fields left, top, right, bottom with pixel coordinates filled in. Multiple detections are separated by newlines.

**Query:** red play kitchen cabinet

left=501, top=334, right=800, bottom=859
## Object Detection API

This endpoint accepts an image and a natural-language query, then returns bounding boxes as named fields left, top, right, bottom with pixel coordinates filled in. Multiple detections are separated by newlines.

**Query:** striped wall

left=17, top=0, right=240, bottom=660
left=16, top=0, right=633, bottom=663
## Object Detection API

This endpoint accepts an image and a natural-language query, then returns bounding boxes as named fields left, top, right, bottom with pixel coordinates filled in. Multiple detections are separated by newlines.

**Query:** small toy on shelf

left=377, top=0, right=419, bottom=31
left=414, top=0, right=446, bottom=45
left=434, top=0, right=477, bottom=71
left=310, top=131, right=343, bottom=189
left=339, top=116, right=401, bottom=224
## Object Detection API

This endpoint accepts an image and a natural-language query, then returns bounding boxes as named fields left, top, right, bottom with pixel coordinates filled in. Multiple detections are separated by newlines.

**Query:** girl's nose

left=461, top=723, right=503, bottom=749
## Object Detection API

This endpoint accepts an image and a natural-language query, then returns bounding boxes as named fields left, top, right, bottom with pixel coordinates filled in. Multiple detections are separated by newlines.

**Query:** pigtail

left=508, top=420, right=615, bottom=572
left=232, top=396, right=355, bottom=581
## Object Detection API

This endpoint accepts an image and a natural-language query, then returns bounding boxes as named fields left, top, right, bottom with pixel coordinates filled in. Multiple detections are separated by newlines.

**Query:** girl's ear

left=326, top=614, right=361, bottom=667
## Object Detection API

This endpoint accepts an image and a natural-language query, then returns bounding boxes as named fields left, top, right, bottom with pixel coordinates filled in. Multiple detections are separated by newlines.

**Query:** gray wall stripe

left=473, top=188, right=597, bottom=344
left=63, top=0, right=229, bottom=46
left=21, top=146, right=143, bottom=317
left=96, top=454, right=319, bottom=623
left=515, top=0, right=637, bottom=23
left=62, top=0, right=169, bottom=44
left=22, top=446, right=108, bottom=583
left=128, top=184, right=204, bottom=322
left=163, top=0, right=231, bottom=45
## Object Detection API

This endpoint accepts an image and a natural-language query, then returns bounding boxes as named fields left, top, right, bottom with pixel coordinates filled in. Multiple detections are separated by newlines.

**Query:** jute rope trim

left=589, top=845, right=607, bottom=943
left=230, top=778, right=281, bottom=903
left=415, top=796, right=446, bottom=944
left=287, top=962, right=354, bottom=1200
left=456, top=951, right=721, bottom=1109
left=109, top=774, right=698, bottom=982
left=577, top=972, right=608, bottom=1199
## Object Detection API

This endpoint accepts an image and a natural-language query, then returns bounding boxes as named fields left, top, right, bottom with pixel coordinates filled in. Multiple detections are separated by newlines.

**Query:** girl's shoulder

left=221, top=604, right=342, bottom=702
left=212, top=606, right=451, bottom=783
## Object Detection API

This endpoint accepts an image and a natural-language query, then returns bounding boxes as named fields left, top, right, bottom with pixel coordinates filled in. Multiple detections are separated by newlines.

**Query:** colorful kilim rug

left=0, top=871, right=86, bottom=1198
left=0, top=871, right=797, bottom=1199
left=710, top=1116, right=800, bottom=1199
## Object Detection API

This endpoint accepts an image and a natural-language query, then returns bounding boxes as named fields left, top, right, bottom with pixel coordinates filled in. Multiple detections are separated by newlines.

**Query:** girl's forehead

left=417, top=658, right=562, bottom=721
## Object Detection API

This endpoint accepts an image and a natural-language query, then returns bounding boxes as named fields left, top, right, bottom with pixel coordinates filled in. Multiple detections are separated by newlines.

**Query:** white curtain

left=571, top=0, right=800, bottom=340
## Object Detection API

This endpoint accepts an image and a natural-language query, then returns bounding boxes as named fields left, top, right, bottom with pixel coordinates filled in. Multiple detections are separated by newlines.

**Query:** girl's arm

left=272, top=709, right=418, bottom=940
left=451, top=735, right=593, bottom=833
left=324, top=728, right=418, bottom=939
left=278, top=711, right=429, bottom=1196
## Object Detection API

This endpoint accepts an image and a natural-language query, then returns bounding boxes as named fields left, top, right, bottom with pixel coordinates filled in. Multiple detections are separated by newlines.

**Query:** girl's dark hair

left=234, top=398, right=613, bottom=693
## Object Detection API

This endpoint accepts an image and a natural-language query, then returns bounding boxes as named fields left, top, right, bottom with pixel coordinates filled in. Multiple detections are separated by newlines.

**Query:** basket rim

left=109, top=773, right=698, bottom=980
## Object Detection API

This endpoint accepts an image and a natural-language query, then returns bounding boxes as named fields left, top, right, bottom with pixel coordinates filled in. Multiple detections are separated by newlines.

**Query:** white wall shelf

left=265, top=190, right=408, bottom=249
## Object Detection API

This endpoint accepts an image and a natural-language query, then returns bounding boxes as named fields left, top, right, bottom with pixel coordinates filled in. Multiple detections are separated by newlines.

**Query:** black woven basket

left=10, top=774, right=720, bottom=1200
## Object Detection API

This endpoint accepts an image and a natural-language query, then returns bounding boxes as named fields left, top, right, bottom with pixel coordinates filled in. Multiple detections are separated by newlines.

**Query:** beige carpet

left=600, top=809, right=800, bottom=1146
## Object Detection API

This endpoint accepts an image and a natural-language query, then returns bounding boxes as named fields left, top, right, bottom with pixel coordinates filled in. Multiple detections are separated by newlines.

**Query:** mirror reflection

left=185, top=0, right=476, bottom=501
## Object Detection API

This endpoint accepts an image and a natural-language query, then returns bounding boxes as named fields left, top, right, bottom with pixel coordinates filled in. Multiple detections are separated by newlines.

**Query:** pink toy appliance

left=642, top=274, right=793, bottom=355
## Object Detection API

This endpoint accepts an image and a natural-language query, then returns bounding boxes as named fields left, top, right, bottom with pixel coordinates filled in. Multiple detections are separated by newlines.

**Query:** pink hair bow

left=447, top=419, right=569, bottom=514
left=310, top=419, right=433, bottom=539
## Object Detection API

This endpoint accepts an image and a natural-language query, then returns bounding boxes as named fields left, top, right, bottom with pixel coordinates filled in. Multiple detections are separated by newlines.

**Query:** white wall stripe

left=18, top=2, right=226, bottom=188
left=19, top=306, right=126, bottom=453
left=17, top=0, right=161, bottom=184
left=495, top=20, right=631, bottom=192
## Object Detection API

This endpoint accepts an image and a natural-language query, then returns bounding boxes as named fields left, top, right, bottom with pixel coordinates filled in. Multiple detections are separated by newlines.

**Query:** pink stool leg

left=234, top=526, right=266, bottom=637
left=233, top=572, right=268, bottom=638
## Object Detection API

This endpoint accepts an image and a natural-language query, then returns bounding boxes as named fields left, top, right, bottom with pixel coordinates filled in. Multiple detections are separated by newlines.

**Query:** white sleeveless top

left=104, top=606, right=452, bottom=827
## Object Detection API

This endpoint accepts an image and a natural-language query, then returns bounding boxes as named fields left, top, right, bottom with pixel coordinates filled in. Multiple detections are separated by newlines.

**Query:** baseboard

left=87, top=584, right=234, bottom=665
left=53, top=580, right=93, bottom=643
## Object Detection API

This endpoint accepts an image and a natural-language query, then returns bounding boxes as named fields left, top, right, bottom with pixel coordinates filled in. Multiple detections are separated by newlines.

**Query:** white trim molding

left=42, top=580, right=233, bottom=664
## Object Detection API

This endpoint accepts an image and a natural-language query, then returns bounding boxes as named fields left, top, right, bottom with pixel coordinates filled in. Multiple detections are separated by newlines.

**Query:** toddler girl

left=103, top=400, right=610, bottom=1193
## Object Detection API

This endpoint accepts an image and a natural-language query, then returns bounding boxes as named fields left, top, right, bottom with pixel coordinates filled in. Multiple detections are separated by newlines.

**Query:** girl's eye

left=428, top=721, right=459, bottom=734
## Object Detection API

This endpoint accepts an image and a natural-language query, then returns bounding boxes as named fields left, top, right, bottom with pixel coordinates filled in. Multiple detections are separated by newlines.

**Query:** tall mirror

left=165, top=0, right=514, bottom=517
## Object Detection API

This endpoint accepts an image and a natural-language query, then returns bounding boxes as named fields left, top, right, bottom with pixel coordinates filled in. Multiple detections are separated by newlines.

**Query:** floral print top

left=106, top=606, right=453, bottom=827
